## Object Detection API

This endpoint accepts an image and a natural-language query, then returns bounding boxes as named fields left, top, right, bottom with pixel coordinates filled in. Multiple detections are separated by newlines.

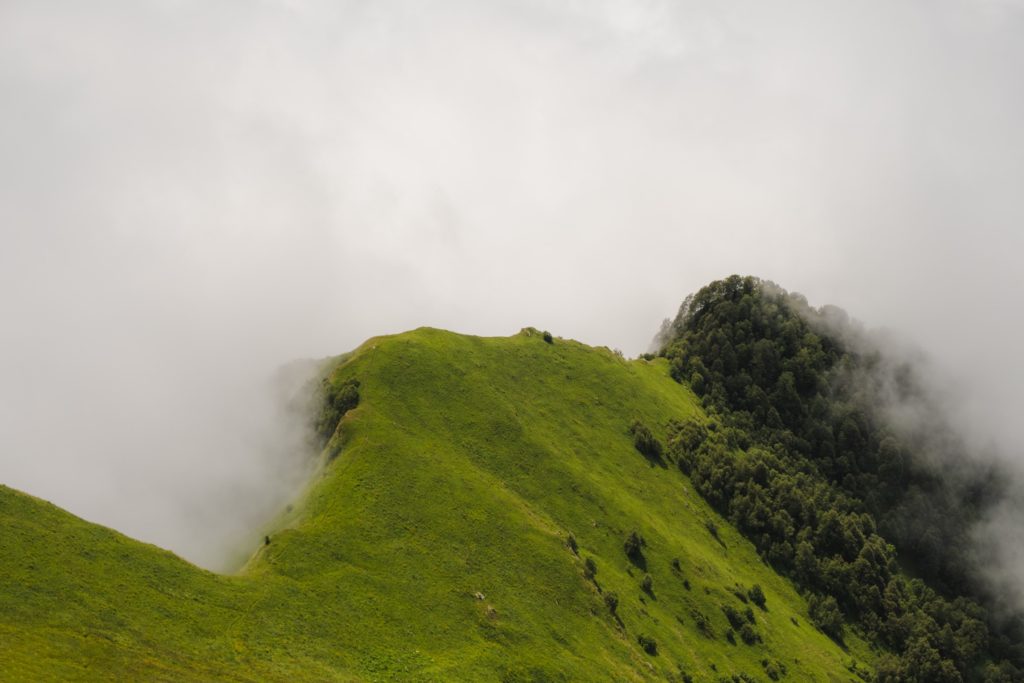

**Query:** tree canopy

left=658, top=276, right=1024, bottom=681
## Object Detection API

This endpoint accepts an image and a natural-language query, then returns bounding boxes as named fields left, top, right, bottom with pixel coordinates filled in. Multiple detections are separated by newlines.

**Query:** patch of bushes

left=668, top=419, right=707, bottom=475
left=722, top=604, right=745, bottom=630
left=807, top=593, right=843, bottom=642
left=604, top=591, right=618, bottom=615
left=692, top=609, right=714, bottom=638
left=315, top=377, right=360, bottom=445
left=566, top=533, right=578, bottom=555
left=637, top=634, right=658, bottom=655
left=629, top=420, right=664, bottom=461
left=761, top=659, right=787, bottom=681
left=624, top=531, right=645, bottom=563
left=748, top=584, right=766, bottom=609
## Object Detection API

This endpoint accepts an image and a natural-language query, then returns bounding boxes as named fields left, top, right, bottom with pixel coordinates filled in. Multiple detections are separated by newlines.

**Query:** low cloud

left=1, top=1, right=1022, bottom=570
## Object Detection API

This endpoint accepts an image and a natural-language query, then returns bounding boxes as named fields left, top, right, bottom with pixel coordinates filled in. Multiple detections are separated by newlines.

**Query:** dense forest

left=655, top=275, right=1024, bottom=682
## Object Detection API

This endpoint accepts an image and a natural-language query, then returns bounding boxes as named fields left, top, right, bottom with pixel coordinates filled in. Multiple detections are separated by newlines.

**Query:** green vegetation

left=624, top=529, right=645, bottom=564
left=0, top=326, right=869, bottom=681
left=314, top=375, right=360, bottom=446
left=604, top=590, right=619, bottom=615
left=748, top=584, right=766, bottom=609
left=629, top=419, right=665, bottom=463
left=658, top=275, right=1024, bottom=681
left=637, top=633, right=659, bottom=655
left=566, top=532, right=579, bottom=555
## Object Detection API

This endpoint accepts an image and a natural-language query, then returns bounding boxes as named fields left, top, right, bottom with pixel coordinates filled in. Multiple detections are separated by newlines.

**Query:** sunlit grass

left=0, top=327, right=872, bottom=680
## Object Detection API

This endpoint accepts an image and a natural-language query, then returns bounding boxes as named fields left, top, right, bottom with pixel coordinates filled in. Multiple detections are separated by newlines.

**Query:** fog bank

left=1, top=1, right=1022, bottom=569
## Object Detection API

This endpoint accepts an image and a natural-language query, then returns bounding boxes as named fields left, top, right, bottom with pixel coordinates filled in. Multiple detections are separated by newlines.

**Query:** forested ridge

left=656, top=275, right=1024, bottom=681
left=7, top=277, right=1024, bottom=681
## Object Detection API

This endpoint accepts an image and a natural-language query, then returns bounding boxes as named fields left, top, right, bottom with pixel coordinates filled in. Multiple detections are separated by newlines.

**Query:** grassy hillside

left=0, top=327, right=873, bottom=681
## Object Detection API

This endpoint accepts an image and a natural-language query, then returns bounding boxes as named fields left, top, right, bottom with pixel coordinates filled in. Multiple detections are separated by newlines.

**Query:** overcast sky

left=2, top=0, right=1023, bottom=569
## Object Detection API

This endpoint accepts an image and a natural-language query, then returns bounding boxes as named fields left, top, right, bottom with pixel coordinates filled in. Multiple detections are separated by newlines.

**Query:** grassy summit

left=0, top=327, right=871, bottom=681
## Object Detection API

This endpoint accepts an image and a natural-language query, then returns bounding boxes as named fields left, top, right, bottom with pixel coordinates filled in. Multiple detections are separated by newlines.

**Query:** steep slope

left=0, top=485, right=263, bottom=681
left=657, top=276, right=1024, bottom=681
left=1, top=327, right=871, bottom=681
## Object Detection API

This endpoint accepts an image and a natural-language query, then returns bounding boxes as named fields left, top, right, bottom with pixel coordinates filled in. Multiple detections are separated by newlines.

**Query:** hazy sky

left=2, top=0, right=1023, bottom=569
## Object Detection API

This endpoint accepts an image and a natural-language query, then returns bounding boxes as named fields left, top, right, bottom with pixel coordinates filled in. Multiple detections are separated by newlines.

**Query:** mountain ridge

left=1, top=324, right=871, bottom=681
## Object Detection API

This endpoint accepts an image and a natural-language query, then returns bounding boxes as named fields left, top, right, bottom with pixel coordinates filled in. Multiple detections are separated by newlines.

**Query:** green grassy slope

left=1, top=328, right=873, bottom=681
